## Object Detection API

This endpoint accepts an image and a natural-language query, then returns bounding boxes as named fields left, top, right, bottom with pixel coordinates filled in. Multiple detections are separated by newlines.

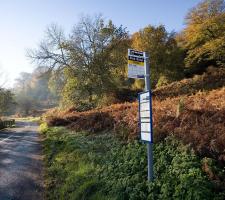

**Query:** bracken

left=45, top=87, right=225, bottom=163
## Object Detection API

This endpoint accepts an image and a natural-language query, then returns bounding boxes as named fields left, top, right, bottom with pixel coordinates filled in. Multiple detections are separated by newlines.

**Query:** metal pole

left=144, top=52, right=154, bottom=181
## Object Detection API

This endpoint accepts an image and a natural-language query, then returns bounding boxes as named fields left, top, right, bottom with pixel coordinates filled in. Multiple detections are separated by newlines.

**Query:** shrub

left=100, top=137, right=219, bottom=200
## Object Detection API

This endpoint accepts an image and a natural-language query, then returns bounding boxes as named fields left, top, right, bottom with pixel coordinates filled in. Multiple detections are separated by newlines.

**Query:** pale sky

left=0, top=0, right=202, bottom=88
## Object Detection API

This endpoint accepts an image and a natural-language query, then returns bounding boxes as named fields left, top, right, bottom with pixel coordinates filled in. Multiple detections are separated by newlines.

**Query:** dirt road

left=0, top=121, right=44, bottom=200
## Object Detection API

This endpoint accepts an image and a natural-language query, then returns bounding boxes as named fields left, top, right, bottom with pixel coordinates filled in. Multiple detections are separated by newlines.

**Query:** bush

left=100, top=137, right=219, bottom=200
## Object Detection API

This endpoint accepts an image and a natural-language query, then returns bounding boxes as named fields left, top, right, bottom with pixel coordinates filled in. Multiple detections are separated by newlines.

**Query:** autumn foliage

left=45, top=82, right=225, bottom=163
left=152, top=87, right=225, bottom=162
left=153, top=67, right=225, bottom=100
left=46, top=102, right=139, bottom=139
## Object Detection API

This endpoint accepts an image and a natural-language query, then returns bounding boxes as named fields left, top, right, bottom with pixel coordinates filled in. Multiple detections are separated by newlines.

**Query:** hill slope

left=43, top=70, right=225, bottom=199
left=45, top=86, right=225, bottom=162
left=153, top=67, right=225, bottom=100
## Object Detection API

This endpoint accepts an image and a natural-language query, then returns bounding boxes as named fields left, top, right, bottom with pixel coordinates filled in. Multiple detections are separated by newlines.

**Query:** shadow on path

left=0, top=121, right=44, bottom=200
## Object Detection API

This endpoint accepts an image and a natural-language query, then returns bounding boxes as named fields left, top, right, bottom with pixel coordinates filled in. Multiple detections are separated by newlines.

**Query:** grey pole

left=144, top=52, right=154, bottom=181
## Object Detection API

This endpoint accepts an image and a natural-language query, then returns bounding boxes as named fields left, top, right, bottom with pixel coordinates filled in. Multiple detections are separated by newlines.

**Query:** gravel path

left=0, top=121, right=44, bottom=200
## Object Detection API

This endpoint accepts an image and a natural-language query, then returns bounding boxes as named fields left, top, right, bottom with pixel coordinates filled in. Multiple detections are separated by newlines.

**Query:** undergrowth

left=40, top=125, right=224, bottom=200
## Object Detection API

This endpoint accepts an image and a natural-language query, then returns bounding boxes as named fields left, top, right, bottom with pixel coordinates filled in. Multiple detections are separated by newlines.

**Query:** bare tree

left=27, top=24, right=71, bottom=71
left=0, top=66, right=8, bottom=87
left=27, top=15, right=129, bottom=105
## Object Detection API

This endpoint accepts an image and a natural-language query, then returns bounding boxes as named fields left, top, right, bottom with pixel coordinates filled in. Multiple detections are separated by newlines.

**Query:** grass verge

left=40, top=123, right=225, bottom=200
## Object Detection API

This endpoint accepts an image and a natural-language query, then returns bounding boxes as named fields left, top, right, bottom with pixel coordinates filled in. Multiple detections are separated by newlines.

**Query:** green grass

left=40, top=124, right=225, bottom=200
left=40, top=124, right=117, bottom=200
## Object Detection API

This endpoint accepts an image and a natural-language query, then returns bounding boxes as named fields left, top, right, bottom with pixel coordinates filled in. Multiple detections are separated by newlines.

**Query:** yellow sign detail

left=128, top=59, right=144, bottom=67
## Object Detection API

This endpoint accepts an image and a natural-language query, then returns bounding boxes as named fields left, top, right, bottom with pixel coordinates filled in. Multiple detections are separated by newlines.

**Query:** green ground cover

left=40, top=124, right=224, bottom=200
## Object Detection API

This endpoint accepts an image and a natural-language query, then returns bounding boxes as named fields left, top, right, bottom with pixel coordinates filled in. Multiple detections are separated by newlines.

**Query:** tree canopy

left=181, top=0, right=225, bottom=70
left=13, top=68, right=58, bottom=115
left=0, top=88, right=15, bottom=116
left=29, top=15, right=131, bottom=107
left=27, top=2, right=225, bottom=109
left=132, top=25, right=184, bottom=87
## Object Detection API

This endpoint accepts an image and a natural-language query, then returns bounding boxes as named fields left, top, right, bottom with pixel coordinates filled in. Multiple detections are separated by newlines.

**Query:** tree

left=0, top=68, right=15, bottom=116
left=0, top=66, right=8, bottom=87
left=28, top=15, right=130, bottom=107
left=131, top=25, right=184, bottom=88
left=65, top=15, right=130, bottom=104
left=181, top=0, right=225, bottom=70
left=27, top=24, right=70, bottom=71
left=0, top=88, right=15, bottom=116
left=13, top=69, right=58, bottom=116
